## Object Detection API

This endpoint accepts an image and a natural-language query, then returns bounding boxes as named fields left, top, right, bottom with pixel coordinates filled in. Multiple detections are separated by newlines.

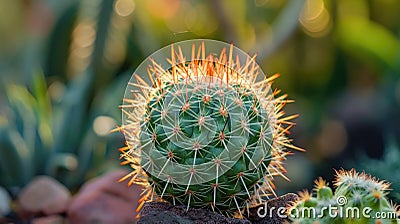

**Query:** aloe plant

left=0, top=1, right=125, bottom=188
left=0, top=0, right=140, bottom=189
left=0, top=71, right=129, bottom=189
left=0, top=1, right=140, bottom=188
left=0, top=73, right=53, bottom=187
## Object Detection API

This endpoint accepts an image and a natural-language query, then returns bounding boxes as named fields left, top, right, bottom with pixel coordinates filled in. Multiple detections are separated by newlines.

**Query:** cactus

left=120, top=39, right=302, bottom=217
left=289, top=169, right=400, bottom=223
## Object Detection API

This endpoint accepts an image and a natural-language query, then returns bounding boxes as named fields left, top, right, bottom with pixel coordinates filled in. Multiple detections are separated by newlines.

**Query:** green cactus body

left=289, top=169, right=400, bottom=224
left=140, top=80, right=272, bottom=212
left=120, top=40, right=300, bottom=217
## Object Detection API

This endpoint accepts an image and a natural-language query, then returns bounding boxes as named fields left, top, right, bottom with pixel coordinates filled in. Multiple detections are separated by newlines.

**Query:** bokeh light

left=114, top=0, right=135, bottom=17
left=299, top=0, right=331, bottom=37
left=93, top=116, right=117, bottom=137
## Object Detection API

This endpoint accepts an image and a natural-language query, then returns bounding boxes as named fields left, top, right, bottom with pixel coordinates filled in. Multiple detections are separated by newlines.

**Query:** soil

left=138, top=193, right=298, bottom=224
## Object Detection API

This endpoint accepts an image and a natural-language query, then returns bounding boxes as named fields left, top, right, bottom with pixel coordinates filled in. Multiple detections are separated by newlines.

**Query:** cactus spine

left=120, top=40, right=301, bottom=217
left=289, top=169, right=400, bottom=223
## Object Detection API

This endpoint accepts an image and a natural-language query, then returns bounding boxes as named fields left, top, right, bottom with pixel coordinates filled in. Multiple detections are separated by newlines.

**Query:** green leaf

left=336, top=17, right=400, bottom=70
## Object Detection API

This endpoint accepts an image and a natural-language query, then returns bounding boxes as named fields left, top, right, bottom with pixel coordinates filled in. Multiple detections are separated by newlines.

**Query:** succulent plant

left=0, top=71, right=128, bottom=190
left=120, top=39, right=302, bottom=217
left=0, top=0, right=139, bottom=190
left=289, top=169, right=399, bottom=223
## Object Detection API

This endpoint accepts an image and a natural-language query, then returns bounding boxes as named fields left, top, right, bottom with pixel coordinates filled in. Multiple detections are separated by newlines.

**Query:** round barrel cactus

left=120, top=39, right=301, bottom=217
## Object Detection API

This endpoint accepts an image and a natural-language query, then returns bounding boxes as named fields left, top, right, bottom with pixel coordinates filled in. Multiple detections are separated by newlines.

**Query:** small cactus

left=119, top=40, right=301, bottom=217
left=289, top=169, right=400, bottom=224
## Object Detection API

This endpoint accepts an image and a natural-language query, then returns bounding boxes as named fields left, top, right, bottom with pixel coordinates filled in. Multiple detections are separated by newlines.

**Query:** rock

left=67, top=169, right=142, bottom=224
left=138, top=202, right=251, bottom=224
left=246, top=193, right=299, bottom=224
left=138, top=194, right=299, bottom=224
left=18, top=176, right=71, bottom=217
left=32, top=215, right=65, bottom=224
left=0, top=186, right=11, bottom=216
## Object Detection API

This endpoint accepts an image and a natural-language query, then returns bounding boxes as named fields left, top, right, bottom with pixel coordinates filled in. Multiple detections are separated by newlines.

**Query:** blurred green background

left=0, top=0, right=399, bottom=201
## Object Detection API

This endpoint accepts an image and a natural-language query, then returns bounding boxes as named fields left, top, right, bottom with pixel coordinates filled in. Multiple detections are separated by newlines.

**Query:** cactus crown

left=289, top=169, right=399, bottom=224
left=119, top=40, right=301, bottom=217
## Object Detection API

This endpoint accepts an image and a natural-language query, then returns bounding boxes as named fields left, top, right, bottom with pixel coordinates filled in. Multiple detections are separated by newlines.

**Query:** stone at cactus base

left=31, top=215, right=65, bottom=224
left=18, top=176, right=71, bottom=217
left=0, top=186, right=11, bottom=216
left=138, top=194, right=298, bottom=224
left=67, top=169, right=142, bottom=224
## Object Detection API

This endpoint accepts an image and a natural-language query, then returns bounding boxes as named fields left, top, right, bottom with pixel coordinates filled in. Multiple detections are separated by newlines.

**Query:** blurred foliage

left=0, top=73, right=52, bottom=187
left=0, top=0, right=136, bottom=190
left=351, top=139, right=400, bottom=203
left=0, top=70, right=130, bottom=189
left=0, top=0, right=399, bottom=195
